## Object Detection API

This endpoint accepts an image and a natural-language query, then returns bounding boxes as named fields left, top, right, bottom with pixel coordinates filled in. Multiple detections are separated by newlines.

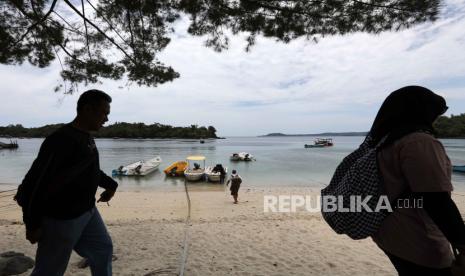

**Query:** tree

left=434, top=113, right=465, bottom=138
left=1, top=0, right=440, bottom=93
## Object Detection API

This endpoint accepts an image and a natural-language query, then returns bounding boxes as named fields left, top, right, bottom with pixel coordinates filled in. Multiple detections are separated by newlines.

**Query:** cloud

left=1, top=0, right=465, bottom=136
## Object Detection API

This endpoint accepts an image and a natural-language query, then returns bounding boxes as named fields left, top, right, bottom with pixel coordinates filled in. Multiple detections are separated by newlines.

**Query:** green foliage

left=0, top=122, right=218, bottom=139
left=434, top=113, right=465, bottom=138
left=1, top=0, right=440, bottom=93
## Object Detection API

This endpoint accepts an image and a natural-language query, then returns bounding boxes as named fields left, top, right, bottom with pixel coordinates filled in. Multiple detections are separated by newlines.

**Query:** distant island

left=261, top=113, right=465, bottom=139
left=261, top=132, right=367, bottom=137
left=0, top=122, right=218, bottom=139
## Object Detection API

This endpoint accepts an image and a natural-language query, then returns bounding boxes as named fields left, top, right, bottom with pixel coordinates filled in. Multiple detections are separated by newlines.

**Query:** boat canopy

left=186, top=155, right=206, bottom=161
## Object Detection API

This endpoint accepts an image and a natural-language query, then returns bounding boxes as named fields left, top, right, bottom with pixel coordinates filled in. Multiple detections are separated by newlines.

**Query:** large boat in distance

left=305, top=138, right=334, bottom=148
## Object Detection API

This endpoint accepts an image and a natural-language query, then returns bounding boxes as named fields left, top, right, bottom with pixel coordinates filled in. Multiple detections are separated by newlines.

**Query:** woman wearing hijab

left=370, top=86, right=465, bottom=275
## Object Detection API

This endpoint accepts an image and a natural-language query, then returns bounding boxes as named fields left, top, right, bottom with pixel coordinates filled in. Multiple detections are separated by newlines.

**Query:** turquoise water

left=1, top=136, right=464, bottom=191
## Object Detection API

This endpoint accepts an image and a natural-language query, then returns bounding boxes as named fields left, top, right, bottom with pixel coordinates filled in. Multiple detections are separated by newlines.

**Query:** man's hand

left=26, top=228, right=42, bottom=244
left=452, top=253, right=465, bottom=274
left=97, top=189, right=115, bottom=204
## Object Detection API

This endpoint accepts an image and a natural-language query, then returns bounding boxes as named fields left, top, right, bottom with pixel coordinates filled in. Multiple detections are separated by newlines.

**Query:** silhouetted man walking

left=15, top=89, right=118, bottom=276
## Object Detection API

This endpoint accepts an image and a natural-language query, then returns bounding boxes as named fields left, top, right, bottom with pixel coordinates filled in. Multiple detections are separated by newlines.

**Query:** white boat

left=112, top=156, right=162, bottom=176
left=184, top=156, right=206, bottom=181
left=230, top=153, right=241, bottom=161
left=205, top=165, right=227, bottom=182
left=230, top=152, right=254, bottom=161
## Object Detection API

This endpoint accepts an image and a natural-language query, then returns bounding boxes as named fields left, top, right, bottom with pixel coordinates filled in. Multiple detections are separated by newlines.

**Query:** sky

left=1, top=0, right=465, bottom=136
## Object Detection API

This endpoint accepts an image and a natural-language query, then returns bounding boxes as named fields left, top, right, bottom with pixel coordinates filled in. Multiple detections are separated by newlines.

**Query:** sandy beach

left=2, top=186, right=465, bottom=275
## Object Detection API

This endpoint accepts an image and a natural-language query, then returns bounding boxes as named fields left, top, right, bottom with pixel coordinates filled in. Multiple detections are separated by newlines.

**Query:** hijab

left=369, top=86, right=448, bottom=147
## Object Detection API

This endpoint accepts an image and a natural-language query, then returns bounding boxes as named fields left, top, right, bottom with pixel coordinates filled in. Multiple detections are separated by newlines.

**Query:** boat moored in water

left=184, top=156, right=206, bottom=181
left=205, top=164, right=227, bottom=182
left=0, top=140, right=18, bottom=149
left=112, top=156, right=162, bottom=176
left=453, top=165, right=465, bottom=173
left=164, top=161, right=188, bottom=176
left=230, top=152, right=255, bottom=161
left=305, top=138, right=334, bottom=148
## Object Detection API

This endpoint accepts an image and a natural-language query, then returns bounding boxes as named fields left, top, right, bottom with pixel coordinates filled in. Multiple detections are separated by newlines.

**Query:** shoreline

left=3, top=181, right=465, bottom=192
left=0, top=188, right=393, bottom=275
left=2, top=188, right=465, bottom=275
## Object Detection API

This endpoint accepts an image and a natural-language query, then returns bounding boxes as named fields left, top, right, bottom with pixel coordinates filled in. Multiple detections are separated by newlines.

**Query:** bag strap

left=374, top=135, right=388, bottom=150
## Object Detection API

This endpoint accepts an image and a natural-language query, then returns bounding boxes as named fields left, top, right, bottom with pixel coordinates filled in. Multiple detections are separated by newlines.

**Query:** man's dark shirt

left=20, top=124, right=117, bottom=230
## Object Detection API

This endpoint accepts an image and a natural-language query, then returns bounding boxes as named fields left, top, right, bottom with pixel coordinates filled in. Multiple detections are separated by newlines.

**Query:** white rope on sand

left=0, top=188, right=18, bottom=193
left=178, top=178, right=192, bottom=276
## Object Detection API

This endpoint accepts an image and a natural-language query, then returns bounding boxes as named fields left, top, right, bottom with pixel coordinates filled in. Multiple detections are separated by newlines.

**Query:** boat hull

left=113, top=157, right=162, bottom=176
left=205, top=166, right=228, bottom=182
left=453, top=166, right=465, bottom=173
left=164, top=161, right=188, bottom=176
left=0, top=141, right=18, bottom=149
left=230, top=152, right=254, bottom=161
left=304, top=144, right=325, bottom=148
left=184, top=170, right=205, bottom=181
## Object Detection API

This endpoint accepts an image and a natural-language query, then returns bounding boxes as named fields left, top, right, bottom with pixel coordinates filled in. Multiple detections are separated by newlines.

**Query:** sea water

left=1, top=136, right=464, bottom=191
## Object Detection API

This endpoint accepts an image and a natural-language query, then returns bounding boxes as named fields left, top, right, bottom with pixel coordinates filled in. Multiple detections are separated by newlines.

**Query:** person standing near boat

left=15, top=89, right=118, bottom=276
left=219, top=166, right=227, bottom=184
left=370, top=86, right=465, bottom=275
left=227, top=170, right=242, bottom=204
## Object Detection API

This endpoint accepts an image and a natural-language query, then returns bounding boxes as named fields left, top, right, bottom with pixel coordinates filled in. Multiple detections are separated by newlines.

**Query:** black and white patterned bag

left=321, top=135, right=388, bottom=240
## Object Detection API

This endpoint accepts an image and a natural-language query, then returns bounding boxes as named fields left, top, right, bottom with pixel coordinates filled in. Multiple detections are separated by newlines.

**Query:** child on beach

left=226, top=170, right=242, bottom=204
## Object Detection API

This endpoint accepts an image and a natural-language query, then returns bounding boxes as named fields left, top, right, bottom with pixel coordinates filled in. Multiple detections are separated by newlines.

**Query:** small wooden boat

left=230, top=152, right=254, bottom=161
left=112, top=156, right=162, bottom=176
left=453, top=165, right=465, bottom=173
left=205, top=164, right=227, bottom=182
left=184, top=156, right=206, bottom=181
left=164, top=161, right=188, bottom=176
left=305, top=138, right=333, bottom=148
left=0, top=140, right=18, bottom=149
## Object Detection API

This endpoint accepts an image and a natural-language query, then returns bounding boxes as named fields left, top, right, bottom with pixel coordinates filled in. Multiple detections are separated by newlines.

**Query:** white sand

left=2, top=186, right=465, bottom=275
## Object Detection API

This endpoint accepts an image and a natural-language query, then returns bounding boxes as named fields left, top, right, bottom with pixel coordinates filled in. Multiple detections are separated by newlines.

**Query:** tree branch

left=126, top=8, right=135, bottom=49
left=9, top=0, right=58, bottom=47
left=85, top=0, right=131, bottom=47
left=52, top=45, right=68, bottom=94
left=62, top=0, right=136, bottom=63
left=15, top=1, right=85, bottom=64
left=351, top=0, right=419, bottom=14
left=81, top=0, right=92, bottom=59
left=51, top=11, right=85, bottom=36
left=139, top=0, right=145, bottom=46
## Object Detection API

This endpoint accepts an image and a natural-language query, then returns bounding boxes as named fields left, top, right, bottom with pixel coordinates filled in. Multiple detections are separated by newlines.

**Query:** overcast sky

left=1, top=0, right=465, bottom=136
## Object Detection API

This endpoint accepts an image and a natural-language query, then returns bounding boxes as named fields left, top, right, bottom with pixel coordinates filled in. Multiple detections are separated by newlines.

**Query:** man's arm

left=97, top=171, right=118, bottom=203
left=99, top=170, right=118, bottom=191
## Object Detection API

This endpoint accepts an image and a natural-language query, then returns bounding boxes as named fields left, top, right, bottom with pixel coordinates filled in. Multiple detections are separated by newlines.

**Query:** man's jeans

left=31, top=207, right=113, bottom=276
